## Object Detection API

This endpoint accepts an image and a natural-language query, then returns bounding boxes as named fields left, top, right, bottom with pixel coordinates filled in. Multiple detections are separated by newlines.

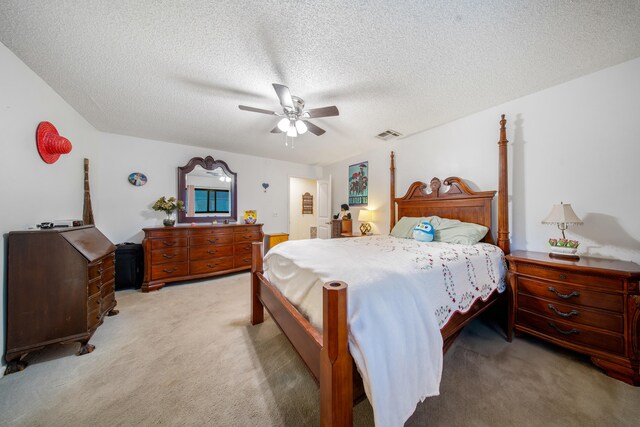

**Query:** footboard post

left=251, top=242, right=264, bottom=325
left=320, top=281, right=353, bottom=427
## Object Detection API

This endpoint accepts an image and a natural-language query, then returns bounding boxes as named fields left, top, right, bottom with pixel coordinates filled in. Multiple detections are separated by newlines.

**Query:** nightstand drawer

left=517, top=277, right=623, bottom=312
left=517, top=309, right=625, bottom=355
left=517, top=263, right=622, bottom=289
left=517, top=293, right=623, bottom=333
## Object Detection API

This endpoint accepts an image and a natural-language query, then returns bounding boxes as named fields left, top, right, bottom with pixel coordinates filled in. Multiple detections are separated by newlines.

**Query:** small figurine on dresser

left=333, top=204, right=351, bottom=220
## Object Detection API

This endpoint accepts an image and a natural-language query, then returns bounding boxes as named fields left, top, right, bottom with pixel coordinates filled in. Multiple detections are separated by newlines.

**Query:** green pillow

left=435, top=220, right=489, bottom=245
left=390, top=217, right=424, bottom=238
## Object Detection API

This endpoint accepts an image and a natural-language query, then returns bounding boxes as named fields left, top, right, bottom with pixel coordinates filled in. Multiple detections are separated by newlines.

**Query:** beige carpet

left=1, top=273, right=638, bottom=426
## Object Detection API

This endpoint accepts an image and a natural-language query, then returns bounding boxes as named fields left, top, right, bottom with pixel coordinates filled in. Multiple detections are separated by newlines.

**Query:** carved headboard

left=394, top=177, right=496, bottom=244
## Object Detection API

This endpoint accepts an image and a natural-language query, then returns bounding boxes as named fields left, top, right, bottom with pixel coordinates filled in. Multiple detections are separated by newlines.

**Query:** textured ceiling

left=1, top=1, right=639, bottom=165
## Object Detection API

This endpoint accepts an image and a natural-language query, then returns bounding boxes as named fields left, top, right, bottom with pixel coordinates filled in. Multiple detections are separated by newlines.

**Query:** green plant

left=152, top=196, right=185, bottom=215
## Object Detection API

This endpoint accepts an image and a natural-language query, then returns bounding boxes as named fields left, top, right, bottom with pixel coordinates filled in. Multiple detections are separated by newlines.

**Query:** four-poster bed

left=250, top=115, right=512, bottom=426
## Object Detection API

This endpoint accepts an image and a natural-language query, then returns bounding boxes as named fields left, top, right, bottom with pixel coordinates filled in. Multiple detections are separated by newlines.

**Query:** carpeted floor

left=1, top=273, right=638, bottom=426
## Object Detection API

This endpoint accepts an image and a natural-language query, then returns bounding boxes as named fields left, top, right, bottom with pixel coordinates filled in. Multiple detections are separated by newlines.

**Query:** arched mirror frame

left=177, top=156, right=238, bottom=224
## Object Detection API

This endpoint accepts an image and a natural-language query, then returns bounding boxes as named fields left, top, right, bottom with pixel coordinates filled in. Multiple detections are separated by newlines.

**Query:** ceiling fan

left=238, top=84, right=339, bottom=137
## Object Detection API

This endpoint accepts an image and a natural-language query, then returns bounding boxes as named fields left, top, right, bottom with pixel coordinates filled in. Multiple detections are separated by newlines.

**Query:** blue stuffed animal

left=413, top=221, right=435, bottom=242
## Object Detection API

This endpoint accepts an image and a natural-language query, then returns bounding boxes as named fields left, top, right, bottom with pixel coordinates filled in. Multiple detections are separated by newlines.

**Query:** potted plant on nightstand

left=152, top=196, right=185, bottom=226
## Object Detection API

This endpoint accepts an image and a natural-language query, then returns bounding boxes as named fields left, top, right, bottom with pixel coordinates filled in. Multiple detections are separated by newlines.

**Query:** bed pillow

left=434, top=220, right=489, bottom=245
left=390, top=217, right=424, bottom=238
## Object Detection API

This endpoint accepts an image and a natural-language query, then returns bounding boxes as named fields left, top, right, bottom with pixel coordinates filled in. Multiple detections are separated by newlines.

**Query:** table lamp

left=542, top=202, right=583, bottom=259
left=358, top=209, right=373, bottom=235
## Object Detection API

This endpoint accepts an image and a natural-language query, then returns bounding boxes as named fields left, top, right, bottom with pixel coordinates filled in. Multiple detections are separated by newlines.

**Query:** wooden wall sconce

left=36, top=122, right=72, bottom=164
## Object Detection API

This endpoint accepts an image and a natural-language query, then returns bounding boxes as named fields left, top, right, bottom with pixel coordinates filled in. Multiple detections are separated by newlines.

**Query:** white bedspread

left=264, top=235, right=505, bottom=427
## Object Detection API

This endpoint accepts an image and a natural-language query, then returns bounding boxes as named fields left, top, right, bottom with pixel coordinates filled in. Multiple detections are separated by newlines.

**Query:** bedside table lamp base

left=359, top=222, right=371, bottom=235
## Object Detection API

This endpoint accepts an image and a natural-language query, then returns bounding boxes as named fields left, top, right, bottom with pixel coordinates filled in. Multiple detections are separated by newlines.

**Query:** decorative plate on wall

left=128, top=172, right=147, bottom=186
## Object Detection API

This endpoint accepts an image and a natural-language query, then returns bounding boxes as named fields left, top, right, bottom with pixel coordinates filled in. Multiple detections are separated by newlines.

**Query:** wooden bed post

left=251, top=242, right=264, bottom=325
left=390, top=151, right=396, bottom=231
left=497, top=114, right=510, bottom=255
left=320, top=281, right=352, bottom=427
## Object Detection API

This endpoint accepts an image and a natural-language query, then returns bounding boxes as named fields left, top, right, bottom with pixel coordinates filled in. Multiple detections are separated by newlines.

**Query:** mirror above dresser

left=178, top=156, right=238, bottom=224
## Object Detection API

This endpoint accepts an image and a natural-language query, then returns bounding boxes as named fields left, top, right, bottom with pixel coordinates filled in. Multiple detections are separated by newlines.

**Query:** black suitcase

left=115, top=242, right=144, bottom=290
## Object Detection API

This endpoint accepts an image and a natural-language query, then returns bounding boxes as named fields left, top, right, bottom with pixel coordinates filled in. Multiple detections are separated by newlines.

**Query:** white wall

left=0, top=41, right=322, bottom=368
left=289, top=178, right=317, bottom=240
left=325, top=57, right=640, bottom=263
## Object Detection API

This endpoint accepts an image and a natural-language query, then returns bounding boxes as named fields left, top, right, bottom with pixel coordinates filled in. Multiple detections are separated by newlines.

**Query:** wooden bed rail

left=252, top=243, right=354, bottom=426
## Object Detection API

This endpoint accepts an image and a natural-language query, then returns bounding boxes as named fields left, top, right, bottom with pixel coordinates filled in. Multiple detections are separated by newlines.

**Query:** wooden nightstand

left=506, top=250, right=640, bottom=385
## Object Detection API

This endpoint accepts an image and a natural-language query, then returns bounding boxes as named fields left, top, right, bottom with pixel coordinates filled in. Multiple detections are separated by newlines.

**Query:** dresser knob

left=163, top=267, right=177, bottom=273
left=547, top=304, right=579, bottom=318
left=207, top=238, right=218, bottom=243
left=547, top=287, right=580, bottom=299
left=207, top=263, right=220, bottom=268
left=207, top=250, right=217, bottom=255
left=162, top=240, right=176, bottom=246
left=559, top=274, right=568, bottom=280
left=162, top=253, right=177, bottom=259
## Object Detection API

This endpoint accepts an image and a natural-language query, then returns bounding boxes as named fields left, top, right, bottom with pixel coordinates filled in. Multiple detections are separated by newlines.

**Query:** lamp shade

left=358, top=209, right=373, bottom=222
left=542, top=203, right=583, bottom=225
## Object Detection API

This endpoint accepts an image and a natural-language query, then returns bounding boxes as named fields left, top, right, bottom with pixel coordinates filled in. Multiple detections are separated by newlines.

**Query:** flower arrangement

left=152, top=196, right=185, bottom=226
left=548, top=238, right=580, bottom=249
left=152, top=196, right=185, bottom=214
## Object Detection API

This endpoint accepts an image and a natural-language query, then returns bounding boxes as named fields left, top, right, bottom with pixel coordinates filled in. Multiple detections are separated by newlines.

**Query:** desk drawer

left=190, top=234, right=234, bottom=246
left=190, top=245, right=234, bottom=261
left=517, top=263, right=622, bottom=290
left=517, top=277, right=623, bottom=312
left=517, top=293, right=623, bottom=334
left=234, top=232, right=260, bottom=243
left=151, top=247, right=188, bottom=265
left=190, top=257, right=234, bottom=275
left=517, top=309, right=624, bottom=355
left=150, top=237, right=188, bottom=250
left=151, top=262, right=189, bottom=280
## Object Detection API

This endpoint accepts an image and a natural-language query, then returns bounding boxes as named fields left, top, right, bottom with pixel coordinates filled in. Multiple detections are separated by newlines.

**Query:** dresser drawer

left=190, top=234, right=234, bottom=246
left=151, top=262, right=189, bottom=280
left=190, top=227, right=234, bottom=236
left=517, top=309, right=624, bottom=355
left=234, top=253, right=253, bottom=268
left=517, top=293, right=623, bottom=334
left=100, top=280, right=115, bottom=297
left=101, top=291, right=116, bottom=313
left=151, top=247, right=188, bottom=265
left=190, top=245, right=234, bottom=261
left=234, top=242, right=254, bottom=255
left=150, top=237, right=188, bottom=250
left=234, top=232, right=260, bottom=243
left=517, top=263, right=622, bottom=290
left=147, top=229, right=189, bottom=238
left=234, top=225, right=260, bottom=233
left=101, top=266, right=116, bottom=283
left=517, top=277, right=623, bottom=312
left=88, top=262, right=101, bottom=281
left=190, top=257, right=234, bottom=275
left=102, top=254, right=115, bottom=269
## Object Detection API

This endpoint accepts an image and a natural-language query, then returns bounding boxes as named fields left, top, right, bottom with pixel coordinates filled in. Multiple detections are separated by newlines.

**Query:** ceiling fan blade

left=239, top=105, right=278, bottom=115
left=302, top=120, right=326, bottom=136
left=303, top=106, right=339, bottom=118
left=272, top=83, right=294, bottom=109
left=270, top=125, right=284, bottom=133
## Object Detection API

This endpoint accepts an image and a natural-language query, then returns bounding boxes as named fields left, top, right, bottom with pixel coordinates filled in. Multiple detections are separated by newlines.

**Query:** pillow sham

left=390, top=217, right=424, bottom=238
left=434, top=219, right=488, bottom=245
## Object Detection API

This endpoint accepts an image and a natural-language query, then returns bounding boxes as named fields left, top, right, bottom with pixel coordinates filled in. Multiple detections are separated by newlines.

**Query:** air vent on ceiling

left=375, top=129, right=403, bottom=141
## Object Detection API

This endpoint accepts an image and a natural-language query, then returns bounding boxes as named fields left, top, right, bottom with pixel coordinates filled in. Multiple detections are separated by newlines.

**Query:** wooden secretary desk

left=5, top=226, right=118, bottom=374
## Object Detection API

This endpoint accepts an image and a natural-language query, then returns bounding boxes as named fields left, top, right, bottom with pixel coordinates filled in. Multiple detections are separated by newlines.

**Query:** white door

left=316, top=177, right=332, bottom=239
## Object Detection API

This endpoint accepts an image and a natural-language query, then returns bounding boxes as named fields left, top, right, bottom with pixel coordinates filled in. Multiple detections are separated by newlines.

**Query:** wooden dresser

left=507, top=251, right=640, bottom=385
left=142, top=224, right=263, bottom=292
left=331, top=219, right=352, bottom=238
left=5, top=226, right=117, bottom=374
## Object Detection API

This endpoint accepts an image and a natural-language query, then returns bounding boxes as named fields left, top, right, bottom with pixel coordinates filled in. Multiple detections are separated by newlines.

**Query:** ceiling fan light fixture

left=286, top=125, right=298, bottom=137
left=295, top=119, right=307, bottom=134
left=277, top=117, right=290, bottom=132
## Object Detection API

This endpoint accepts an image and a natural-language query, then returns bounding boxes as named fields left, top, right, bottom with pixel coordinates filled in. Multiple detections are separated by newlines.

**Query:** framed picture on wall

left=348, top=161, right=368, bottom=206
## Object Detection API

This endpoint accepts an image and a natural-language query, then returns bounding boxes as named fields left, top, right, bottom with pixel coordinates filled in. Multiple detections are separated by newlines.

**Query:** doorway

left=289, top=177, right=318, bottom=240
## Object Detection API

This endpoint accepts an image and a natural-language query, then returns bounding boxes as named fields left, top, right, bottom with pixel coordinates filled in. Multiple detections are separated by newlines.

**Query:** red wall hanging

left=36, top=121, right=72, bottom=164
